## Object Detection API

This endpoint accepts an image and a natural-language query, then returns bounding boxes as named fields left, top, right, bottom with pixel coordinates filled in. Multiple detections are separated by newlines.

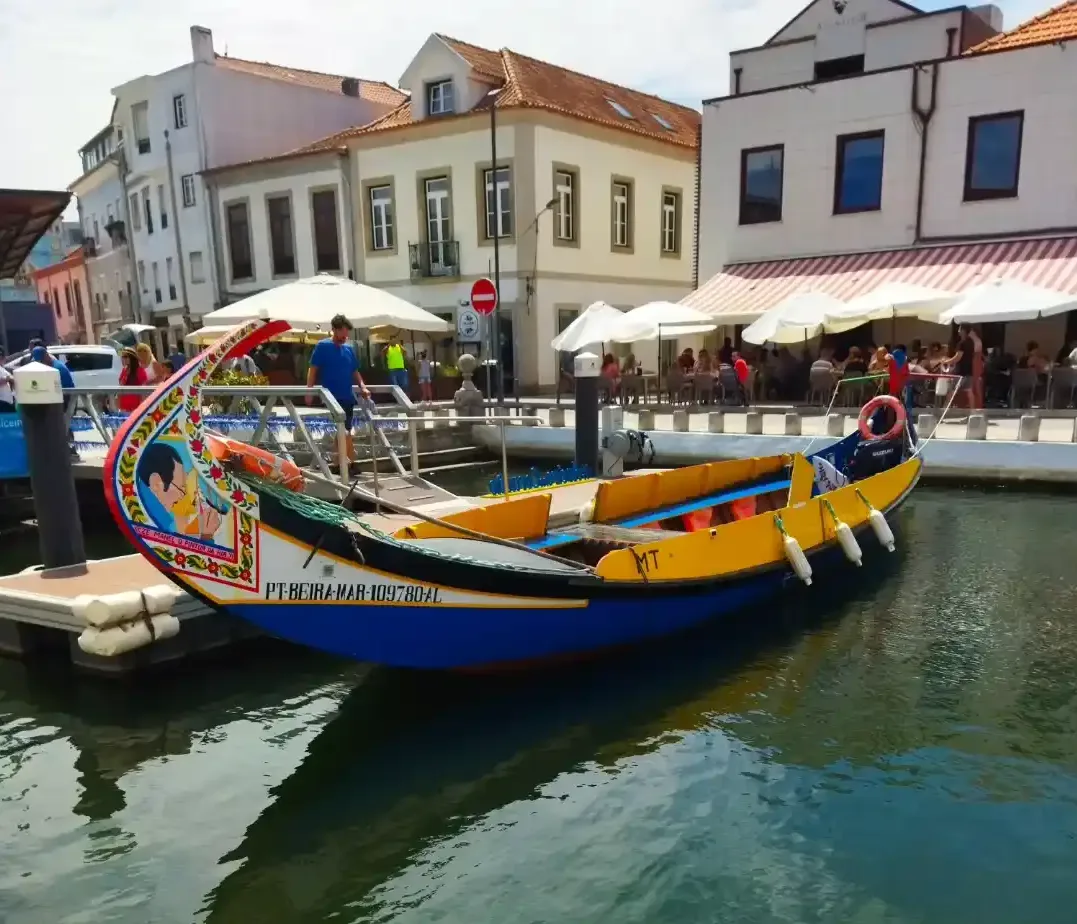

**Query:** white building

left=107, top=25, right=404, bottom=347
left=690, top=0, right=1077, bottom=357
left=69, top=114, right=136, bottom=342
left=202, top=33, right=700, bottom=392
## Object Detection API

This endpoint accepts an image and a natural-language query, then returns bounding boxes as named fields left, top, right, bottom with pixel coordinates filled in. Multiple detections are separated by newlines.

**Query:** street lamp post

left=514, top=197, right=558, bottom=408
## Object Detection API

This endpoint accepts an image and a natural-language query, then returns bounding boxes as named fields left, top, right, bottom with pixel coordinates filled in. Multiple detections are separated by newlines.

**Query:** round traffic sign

left=470, top=277, right=498, bottom=316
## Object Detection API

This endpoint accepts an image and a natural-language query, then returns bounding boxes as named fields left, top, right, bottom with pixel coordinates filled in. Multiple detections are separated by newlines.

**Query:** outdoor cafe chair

left=1009, top=368, right=1041, bottom=408
left=807, top=368, right=835, bottom=406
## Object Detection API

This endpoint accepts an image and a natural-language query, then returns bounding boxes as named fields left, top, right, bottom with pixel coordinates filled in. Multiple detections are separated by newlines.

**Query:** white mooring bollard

left=965, top=414, right=988, bottom=440
left=1017, top=414, right=1040, bottom=442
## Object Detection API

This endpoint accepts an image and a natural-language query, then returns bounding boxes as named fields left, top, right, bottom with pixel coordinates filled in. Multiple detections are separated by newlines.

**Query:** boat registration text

left=264, top=581, right=443, bottom=604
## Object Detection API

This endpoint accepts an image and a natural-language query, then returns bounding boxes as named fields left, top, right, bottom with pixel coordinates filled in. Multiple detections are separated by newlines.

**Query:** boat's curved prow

left=102, top=318, right=290, bottom=591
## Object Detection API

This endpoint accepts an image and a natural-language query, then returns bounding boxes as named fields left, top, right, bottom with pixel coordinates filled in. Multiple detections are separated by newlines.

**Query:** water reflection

left=1, top=490, right=1076, bottom=924
left=0, top=644, right=356, bottom=923
left=201, top=564, right=898, bottom=924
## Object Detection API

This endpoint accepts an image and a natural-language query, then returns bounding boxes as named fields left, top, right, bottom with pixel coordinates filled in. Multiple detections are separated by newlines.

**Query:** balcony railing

left=105, top=219, right=126, bottom=246
left=408, top=240, right=460, bottom=280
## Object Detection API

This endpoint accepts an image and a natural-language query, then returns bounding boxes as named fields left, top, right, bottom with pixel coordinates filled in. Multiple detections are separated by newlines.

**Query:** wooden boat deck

left=529, top=476, right=792, bottom=550
left=352, top=470, right=666, bottom=534
left=0, top=555, right=171, bottom=599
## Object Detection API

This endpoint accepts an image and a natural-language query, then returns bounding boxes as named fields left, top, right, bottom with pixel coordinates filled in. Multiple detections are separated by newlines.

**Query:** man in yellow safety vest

left=385, top=338, right=409, bottom=395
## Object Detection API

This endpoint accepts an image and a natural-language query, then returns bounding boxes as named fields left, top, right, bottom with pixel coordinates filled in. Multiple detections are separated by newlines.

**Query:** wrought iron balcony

left=105, top=219, right=126, bottom=246
left=408, top=240, right=460, bottom=280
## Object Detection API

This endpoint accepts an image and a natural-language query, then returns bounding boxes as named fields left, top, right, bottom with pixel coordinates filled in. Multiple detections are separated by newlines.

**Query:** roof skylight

left=606, top=98, right=634, bottom=119
left=652, top=113, right=675, bottom=131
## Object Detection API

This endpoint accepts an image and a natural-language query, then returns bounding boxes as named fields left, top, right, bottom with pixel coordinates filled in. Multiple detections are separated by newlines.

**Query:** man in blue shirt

left=30, top=346, right=74, bottom=389
left=306, top=314, right=369, bottom=461
left=31, top=345, right=77, bottom=457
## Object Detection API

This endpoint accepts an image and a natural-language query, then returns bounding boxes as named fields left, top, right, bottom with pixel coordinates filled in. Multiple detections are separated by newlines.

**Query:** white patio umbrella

left=185, top=325, right=318, bottom=345
left=938, top=278, right=1077, bottom=324
left=742, top=291, right=850, bottom=345
left=200, top=274, right=451, bottom=333
left=611, top=301, right=717, bottom=341
left=825, top=282, right=957, bottom=326
left=550, top=301, right=649, bottom=352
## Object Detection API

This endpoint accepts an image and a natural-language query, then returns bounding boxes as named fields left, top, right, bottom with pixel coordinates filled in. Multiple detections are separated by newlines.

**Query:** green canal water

left=2, top=487, right=1077, bottom=923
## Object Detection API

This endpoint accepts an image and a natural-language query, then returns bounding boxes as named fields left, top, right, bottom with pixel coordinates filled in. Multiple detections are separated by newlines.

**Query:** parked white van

left=3, top=344, right=122, bottom=390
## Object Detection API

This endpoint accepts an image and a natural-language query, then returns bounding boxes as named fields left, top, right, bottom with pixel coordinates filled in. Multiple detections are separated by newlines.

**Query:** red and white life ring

left=857, top=395, right=906, bottom=442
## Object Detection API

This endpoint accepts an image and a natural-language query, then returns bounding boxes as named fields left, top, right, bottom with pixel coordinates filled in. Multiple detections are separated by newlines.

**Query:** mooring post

left=574, top=351, right=600, bottom=475
left=14, top=362, right=87, bottom=576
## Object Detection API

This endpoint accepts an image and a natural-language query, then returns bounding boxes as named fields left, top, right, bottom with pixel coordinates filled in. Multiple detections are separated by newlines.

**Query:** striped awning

left=685, top=236, right=1077, bottom=320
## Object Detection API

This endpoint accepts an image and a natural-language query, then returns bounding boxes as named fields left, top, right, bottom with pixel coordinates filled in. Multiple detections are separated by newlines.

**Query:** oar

left=299, top=469, right=596, bottom=573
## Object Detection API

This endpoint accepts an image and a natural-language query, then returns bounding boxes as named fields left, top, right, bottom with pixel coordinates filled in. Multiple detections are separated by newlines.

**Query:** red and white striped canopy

left=686, top=236, right=1077, bottom=321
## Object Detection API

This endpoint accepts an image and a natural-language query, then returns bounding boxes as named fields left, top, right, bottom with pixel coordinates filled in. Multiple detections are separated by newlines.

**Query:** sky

left=0, top=0, right=1053, bottom=205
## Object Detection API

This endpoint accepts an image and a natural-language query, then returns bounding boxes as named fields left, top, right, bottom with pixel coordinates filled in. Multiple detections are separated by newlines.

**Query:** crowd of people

left=808, top=327, right=1077, bottom=409
left=583, top=326, right=1077, bottom=411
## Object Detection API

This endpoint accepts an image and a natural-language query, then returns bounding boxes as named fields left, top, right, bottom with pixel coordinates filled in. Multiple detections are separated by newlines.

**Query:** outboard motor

left=849, top=437, right=903, bottom=481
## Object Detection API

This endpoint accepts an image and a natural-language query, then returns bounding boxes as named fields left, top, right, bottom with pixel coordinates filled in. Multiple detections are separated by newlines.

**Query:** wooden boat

left=103, top=319, right=921, bottom=670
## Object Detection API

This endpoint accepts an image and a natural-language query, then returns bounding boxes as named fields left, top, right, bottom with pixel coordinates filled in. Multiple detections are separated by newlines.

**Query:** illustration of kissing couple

left=136, top=442, right=227, bottom=542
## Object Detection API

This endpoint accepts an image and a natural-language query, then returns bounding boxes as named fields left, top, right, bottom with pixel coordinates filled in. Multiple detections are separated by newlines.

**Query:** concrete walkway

left=532, top=408, right=1077, bottom=443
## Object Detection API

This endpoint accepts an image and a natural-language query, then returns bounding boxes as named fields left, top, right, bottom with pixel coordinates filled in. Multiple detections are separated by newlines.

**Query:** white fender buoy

left=141, top=585, right=178, bottom=616
left=821, top=499, right=862, bottom=567
left=868, top=508, right=896, bottom=552
left=782, top=535, right=813, bottom=585
left=73, top=590, right=145, bottom=628
left=77, top=613, right=180, bottom=657
left=834, top=521, right=863, bottom=566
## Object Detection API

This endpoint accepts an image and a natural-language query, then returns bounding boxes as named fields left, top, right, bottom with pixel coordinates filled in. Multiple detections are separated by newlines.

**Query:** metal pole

left=657, top=322, right=663, bottom=400
left=368, top=417, right=380, bottom=515
left=15, top=362, right=87, bottom=575
left=484, top=316, right=493, bottom=403
left=408, top=416, right=419, bottom=475
left=500, top=419, right=510, bottom=499
left=574, top=352, right=600, bottom=475
left=490, top=98, right=504, bottom=404
left=164, top=130, right=191, bottom=327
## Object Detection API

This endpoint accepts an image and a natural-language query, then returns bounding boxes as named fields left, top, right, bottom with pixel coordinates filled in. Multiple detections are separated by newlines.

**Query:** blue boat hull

left=214, top=533, right=890, bottom=670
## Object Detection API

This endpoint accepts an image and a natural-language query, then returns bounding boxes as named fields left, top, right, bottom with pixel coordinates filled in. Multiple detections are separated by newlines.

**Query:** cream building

left=690, top=0, right=1077, bottom=357
left=202, top=33, right=700, bottom=392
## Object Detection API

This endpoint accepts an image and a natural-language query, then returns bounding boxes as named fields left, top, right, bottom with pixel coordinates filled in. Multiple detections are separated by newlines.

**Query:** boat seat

left=531, top=523, right=678, bottom=551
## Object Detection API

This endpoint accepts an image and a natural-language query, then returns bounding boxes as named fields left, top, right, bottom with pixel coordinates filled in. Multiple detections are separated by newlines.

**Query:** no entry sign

left=470, top=277, right=498, bottom=315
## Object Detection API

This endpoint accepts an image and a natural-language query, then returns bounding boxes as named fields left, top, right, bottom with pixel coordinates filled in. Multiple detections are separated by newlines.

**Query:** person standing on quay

left=384, top=337, right=409, bottom=396
left=306, top=314, right=370, bottom=461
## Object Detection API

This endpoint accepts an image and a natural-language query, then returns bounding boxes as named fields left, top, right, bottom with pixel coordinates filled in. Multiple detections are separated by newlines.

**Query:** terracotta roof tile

left=213, top=55, right=406, bottom=106
left=436, top=34, right=506, bottom=81
left=207, top=34, right=698, bottom=173
left=344, top=36, right=699, bottom=149
left=499, top=46, right=699, bottom=148
left=965, top=0, right=1077, bottom=54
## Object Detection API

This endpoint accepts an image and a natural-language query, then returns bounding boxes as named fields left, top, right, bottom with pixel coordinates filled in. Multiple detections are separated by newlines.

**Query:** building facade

left=690, top=0, right=1077, bottom=356
left=105, top=25, right=404, bottom=347
left=203, top=33, right=700, bottom=391
left=25, top=220, right=83, bottom=272
left=31, top=245, right=93, bottom=343
left=70, top=120, right=137, bottom=342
